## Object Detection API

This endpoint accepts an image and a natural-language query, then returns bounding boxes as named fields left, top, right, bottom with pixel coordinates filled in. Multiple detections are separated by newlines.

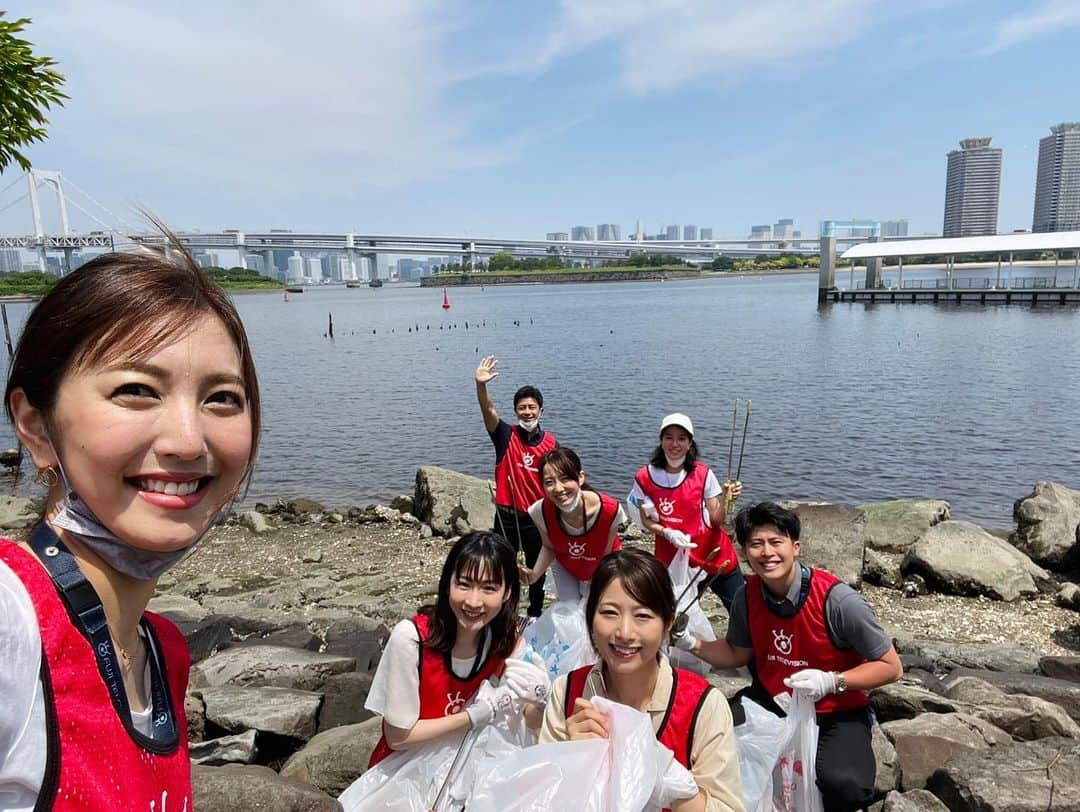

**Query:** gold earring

left=34, top=466, right=59, bottom=488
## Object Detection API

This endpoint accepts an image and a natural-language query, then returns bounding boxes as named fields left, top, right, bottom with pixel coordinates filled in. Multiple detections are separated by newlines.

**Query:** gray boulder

left=788, top=503, right=867, bottom=587
left=1011, top=481, right=1080, bottom=571
left=280, top=718, right=383, bottom=796
left=239, top=509, right=272, bottom=534
left=317, top=672, right=375, bottom=732
left=192, top=763, right=341, bottom=811
left=943, top=676, right=1080, bottom=740
left=944, top=668, right=1080, bottom=723
left=880, top=712, right=1011, bottom=790
left=901, top=521, right=1049, bottom=601
left=1058, top=582, right=1080, bottom=611
left=200, top=685, right=323, bottom=741
left=0, top=495, right=38, bottom=529
left=864, top=547, right=903, bottom=589
left=190, top=645, right=355, bottom=691
left=860, top=499, right=951, bottom=553
left=146, top=593, right=208, bottom=623
left=413, top=465, right=495, bottom=537
left=880, top=790, right=949, bottom=811
left=1040, top=656, right=1080, bottom=684
left=190, top=729, right=258, bottom=765
left=926, top=737, right=1080, bottom=811
left=870, top=682, right=964, bottom=723
left=894, top=638, right=1041, bottom=674
left=873, top=724, right=900, bottom=795
left=186, top=692, right=206, bottom=743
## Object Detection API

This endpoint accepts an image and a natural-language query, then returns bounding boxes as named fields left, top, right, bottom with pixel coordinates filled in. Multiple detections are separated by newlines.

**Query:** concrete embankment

left=421, top=268, right=704, bottom=286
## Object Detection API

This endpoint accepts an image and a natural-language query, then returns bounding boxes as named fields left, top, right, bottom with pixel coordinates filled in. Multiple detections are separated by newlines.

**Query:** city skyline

left=1, top=2, right=1078, bottom=240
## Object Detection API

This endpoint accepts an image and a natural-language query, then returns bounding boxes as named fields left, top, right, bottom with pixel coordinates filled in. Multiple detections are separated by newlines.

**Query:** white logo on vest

left=772, top=628, right=793, bottom=655
left=521, top=452, right=535, bottom=468
left=444, top=691, right=466, bottom=715
left=658, top=498, right=675, bottom=516
left=567, top=539, right=587, bottom=558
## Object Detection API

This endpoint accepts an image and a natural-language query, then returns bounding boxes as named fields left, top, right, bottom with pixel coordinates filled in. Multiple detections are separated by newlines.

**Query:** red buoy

left=442, top=289, right=451, bottom=310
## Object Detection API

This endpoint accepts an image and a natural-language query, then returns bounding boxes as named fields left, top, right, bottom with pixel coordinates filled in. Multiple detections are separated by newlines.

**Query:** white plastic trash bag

left=468, top=696, right=697, bottom=812
left=338, top=679, right=531, bottom=812
left=666, top=549, right=716, bottom=676
left=523, top=599, right=596, bottom=679
left=734, top=692, right=824, bottom=812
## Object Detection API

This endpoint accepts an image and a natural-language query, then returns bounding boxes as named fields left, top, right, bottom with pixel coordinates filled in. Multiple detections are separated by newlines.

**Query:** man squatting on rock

left=475, top=355, right=557, bottom=618
left=673, top=501, right=903, bottom=811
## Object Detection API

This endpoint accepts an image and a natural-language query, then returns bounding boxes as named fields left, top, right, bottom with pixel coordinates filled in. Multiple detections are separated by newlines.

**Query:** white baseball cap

left=660, top=413, right=694, bottom=436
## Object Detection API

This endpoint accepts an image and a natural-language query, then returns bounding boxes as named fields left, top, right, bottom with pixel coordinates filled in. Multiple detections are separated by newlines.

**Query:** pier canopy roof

left=842, top=230, right=1080, bottom=260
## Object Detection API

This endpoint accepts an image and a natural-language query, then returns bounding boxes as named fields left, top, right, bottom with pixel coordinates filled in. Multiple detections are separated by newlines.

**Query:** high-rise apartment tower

left=1032, top=122, right=1080, bottom=233
left=943, top=138, right=1002, bottom=237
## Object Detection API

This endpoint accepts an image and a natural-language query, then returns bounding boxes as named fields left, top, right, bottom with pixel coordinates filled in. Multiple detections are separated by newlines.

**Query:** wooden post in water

left=817, top=236, right=836, bottom=303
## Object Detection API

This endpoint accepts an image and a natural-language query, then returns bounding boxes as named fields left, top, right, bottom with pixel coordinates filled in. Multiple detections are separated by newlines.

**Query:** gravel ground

left=164, top=517, right=1080, bottom=658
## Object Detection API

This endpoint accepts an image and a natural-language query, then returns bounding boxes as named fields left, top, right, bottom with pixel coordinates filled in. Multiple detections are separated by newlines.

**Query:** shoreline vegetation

left=0, top=265, right=283, bottom=298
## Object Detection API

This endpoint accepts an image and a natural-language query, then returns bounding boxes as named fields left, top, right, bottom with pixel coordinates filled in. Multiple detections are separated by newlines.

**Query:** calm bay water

left=3, top=270, right=1079, bottom=528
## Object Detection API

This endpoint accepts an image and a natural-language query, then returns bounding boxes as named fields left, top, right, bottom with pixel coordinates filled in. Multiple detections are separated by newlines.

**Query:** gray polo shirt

left=726, top=563, right=891, bottom=661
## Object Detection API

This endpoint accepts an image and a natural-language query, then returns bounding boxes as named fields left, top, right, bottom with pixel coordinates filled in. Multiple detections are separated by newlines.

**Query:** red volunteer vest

left=494, top=426, right=557, bottom=511
left=368, top=612, right=508, bottom=767
left=746, top=568, right=870, bottom=714
left=564, top=663, right=713, bottom=807
left=541, top=492, right=622, bottom=581
left=634, top=464, right=738, bottom=575
left=0, top=540, right=192, bottom=811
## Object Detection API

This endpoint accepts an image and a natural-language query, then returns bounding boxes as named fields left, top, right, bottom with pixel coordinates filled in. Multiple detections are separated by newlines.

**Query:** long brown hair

left=4, top=227, right=261, bottom=488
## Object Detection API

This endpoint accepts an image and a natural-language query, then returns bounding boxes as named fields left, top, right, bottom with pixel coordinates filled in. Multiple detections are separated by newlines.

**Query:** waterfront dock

left=828, top=280, right=1080, bottom=305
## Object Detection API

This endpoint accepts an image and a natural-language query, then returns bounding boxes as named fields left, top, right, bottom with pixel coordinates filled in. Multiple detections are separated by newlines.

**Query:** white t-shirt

left=366, top=618, right=524, bottom=730
left=0, top=560, right=154, bottom=811
left=629, top=465, right=722, bottom=526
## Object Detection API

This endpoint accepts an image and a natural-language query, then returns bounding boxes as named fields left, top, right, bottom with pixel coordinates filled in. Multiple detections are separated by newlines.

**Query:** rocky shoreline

left=2, top=469, right=1079, bottom=810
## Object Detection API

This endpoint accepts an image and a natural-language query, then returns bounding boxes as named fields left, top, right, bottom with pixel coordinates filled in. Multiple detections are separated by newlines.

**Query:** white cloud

left=459, top=0, right=885, bottom=93
left=29, top=0, right=513, bottom=193
left=985, top=0, right=1080, bottom=54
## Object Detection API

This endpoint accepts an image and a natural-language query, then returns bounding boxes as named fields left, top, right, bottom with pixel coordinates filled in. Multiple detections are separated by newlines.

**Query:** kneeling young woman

left=520, top=447, right=624, bottom=603
left=540, top=549, right=743, bottom=812
left=365, top=532, right=550, bottom=767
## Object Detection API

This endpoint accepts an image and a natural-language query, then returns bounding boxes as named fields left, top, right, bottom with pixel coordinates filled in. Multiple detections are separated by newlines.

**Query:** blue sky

left=4, top=0, right=1079, bottom=240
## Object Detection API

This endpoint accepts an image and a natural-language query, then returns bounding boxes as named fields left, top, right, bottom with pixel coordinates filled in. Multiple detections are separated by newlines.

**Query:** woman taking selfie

left=540, top=549, right=743, bottom=811
left=0, top=241, right=260, bottom=810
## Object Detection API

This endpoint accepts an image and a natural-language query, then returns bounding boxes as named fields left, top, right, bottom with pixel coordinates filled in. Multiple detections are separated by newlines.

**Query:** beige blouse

left=540, top=658, right=744, bottom=811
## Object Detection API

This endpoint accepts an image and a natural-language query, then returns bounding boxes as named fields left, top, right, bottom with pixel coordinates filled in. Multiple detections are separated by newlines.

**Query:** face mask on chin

left=46, top=446, right=221, bottom=581
left=518, top=417, right=540, bottom=432
left=664, top=455, right=686, bottom=469
left=555, top=490, right=582, bottom=514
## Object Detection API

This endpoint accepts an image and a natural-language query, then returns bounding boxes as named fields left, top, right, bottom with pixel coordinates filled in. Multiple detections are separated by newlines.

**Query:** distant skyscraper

left=571, top=225, right=595, bottom=241
left=943, top=137, right=1002, bottom=237
left=286, top=254, right=304, bottom=283
left=700, top=228, right=713, bottom=240
left=665, top=225, right=679, bottom=240
left=306, top=257, right=322, bottom=282
left=1032, top=122, right=1080, bottom=233
left=683, top=225, right=698, bottom=240
left=880, top=219, right=909, bottom=237
left=773, top=218, right=795, bottom=240
left=0, top=249, right=20, bottom=272
left=748, top=224, right=772, bottom=249
left=596, top=224, right=621, bottom=241
left=337, top=256, right=356, bottom=281
left=546, top=232, right=569, bottom=241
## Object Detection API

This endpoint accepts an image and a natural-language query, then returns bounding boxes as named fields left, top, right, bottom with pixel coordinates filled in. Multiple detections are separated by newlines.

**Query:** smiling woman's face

left=45, top=313, right=253, bottom=551
left=591, top=576, right=667, bottom=677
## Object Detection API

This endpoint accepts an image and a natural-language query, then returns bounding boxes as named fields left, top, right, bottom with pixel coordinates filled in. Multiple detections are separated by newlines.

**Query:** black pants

left=701, top=567, right=746, bottom=612
left=731, top=682, right=876, bottom=812
left=495, top=506, right=545, bottom=617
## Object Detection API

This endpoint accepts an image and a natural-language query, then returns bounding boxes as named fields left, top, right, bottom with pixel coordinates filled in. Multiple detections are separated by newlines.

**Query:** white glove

left=661, top=527, right=697, bottom=550
left=640, top=498, right=660, bottom=522
left=649, top=743, right=699, bottom=807
left=465, top=684, right=514, bottom=729
left=784, top=668, right=837, bottom=702
left=669, top=628, right=698, bottom=653
left=503, top=657, right=551, bottom=705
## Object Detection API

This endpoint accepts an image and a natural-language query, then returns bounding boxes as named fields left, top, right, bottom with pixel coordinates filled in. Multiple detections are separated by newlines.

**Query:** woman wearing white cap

left=630, top=413, right=745, bottom=610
